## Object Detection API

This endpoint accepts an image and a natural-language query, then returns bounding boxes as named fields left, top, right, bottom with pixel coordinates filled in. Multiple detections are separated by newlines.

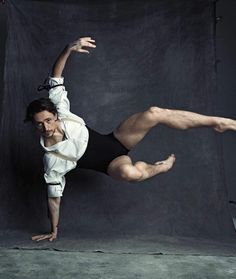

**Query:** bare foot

left=213, top=117, right=236, bottom=133
left=155, top=154, right=176, bottom=173
left=134, top=154, right=176, bottom=181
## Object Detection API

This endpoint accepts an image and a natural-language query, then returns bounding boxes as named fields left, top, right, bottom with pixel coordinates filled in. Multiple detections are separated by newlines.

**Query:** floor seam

left=1, top=247, right=235, bottom=257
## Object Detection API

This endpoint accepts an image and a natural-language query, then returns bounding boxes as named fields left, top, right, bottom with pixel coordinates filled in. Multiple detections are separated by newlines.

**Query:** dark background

left=215, top=0, right=236, bottom=203
left=0, top=0, right=235, bottom=239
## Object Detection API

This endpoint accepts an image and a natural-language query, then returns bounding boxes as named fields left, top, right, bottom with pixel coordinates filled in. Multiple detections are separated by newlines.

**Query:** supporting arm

left=32, top=197, right=61, bottom=242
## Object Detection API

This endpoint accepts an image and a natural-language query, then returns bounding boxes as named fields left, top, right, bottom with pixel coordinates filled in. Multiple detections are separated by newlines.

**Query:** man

left=27, top=37, right=236, bottom=242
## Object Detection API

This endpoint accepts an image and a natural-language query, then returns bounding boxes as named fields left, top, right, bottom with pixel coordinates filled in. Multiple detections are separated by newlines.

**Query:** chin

left=44, top=132, right=53, bottom=137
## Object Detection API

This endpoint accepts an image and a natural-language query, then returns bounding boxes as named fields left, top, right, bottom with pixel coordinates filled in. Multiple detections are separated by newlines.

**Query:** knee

left=134, top=161, right=147, bottom=170
left=145, top=106, right=168, bottom=121
left=148, top=106, right=164, bottom=113
left=119, top=164, right=143, bottom=182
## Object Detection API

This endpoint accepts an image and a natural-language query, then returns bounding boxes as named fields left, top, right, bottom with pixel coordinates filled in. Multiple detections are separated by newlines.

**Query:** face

left=33, top=110, right=58, bottom=138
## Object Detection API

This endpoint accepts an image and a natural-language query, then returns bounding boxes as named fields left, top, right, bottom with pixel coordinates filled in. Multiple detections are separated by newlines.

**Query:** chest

left=44, top=130, right=66, bottom=147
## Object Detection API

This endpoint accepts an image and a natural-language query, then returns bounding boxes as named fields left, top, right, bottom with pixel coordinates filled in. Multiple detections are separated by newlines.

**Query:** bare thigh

left=113, top=107, right=164, bottom=150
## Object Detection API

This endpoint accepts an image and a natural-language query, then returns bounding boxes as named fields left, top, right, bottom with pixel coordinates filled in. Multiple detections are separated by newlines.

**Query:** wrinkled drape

left=0, top=0, right=234, bottom=238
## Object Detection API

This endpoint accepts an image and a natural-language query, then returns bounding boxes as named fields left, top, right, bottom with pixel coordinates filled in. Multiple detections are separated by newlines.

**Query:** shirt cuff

left=47, top=184, right=63, bottom=198
left=48, top=76, right=64, bottom=87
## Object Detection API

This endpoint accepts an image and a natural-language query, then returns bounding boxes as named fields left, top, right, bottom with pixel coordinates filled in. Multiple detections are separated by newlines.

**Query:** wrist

left=66, top=43, right=75, bottom=52
left=51, top=226, right=58, bottom=234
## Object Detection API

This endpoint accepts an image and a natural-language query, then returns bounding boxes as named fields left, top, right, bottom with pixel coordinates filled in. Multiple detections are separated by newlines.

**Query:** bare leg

left=107, top=154, right=176, bottom=182
left=114, top=106, right=236, bottom=150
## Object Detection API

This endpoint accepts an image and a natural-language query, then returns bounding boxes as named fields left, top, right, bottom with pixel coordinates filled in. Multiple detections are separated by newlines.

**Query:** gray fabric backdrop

left=0, top=0, right=234, bottom=238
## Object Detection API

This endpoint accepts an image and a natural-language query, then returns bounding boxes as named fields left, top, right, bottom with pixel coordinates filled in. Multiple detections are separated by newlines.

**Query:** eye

left=46, top=118, right=53, bottom=123
left=35, top=122, right=43, bottom=128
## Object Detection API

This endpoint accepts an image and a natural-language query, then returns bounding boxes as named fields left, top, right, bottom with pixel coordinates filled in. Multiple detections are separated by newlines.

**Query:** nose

left=43, top=122, right=50, bottom=131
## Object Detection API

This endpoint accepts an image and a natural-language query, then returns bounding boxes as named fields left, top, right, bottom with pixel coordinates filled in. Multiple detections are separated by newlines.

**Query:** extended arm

left=32, top=154, right=66, bottom=242
left=32, top=197, right=61, bottom=242
left=52, top=37, right=96, bottom=78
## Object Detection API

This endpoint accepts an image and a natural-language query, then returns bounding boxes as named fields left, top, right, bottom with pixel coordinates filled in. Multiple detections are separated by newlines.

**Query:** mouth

left=44, top=131, right=53, bottom=137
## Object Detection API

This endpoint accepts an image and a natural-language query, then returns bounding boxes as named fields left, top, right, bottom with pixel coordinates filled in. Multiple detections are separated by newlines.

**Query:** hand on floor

left=32, top=232, right=57, bottom=242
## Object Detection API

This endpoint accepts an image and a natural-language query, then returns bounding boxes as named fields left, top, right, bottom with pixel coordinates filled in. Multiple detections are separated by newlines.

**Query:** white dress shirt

left=40, top=77, right=89, bottom=198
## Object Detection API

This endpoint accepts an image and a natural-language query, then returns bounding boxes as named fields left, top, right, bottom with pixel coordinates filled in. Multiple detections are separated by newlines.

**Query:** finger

left=36, top=237, right=49, bottom=242
left=79, top=49, right=89, bottom=54
left=80, top=36, right=92, bottom=40
left=36, top=236, right=49, bottom=242
left=36, top=235, right=51, bottom=242
left=80, top=38, right=96, bottom=44
left=84, top=39, right=95, bottom=43
left=86, top=42, right=96, bottom=46
left=81, top=42, right=96, bottom=48
left=49, top=236, right=56, bottom=242
left=73, top=37, right=95, bottom=45
left=32, top=235, right=45, bottom=241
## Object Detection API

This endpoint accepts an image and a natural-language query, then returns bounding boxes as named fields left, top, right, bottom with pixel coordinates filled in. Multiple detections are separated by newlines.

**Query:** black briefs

left=77, top=127, right=130, bottom=174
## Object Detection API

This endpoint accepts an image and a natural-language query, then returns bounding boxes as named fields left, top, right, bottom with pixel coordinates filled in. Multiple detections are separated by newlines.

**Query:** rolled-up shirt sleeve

left=44, top=172, right=65, bottom=198
left=43, top=153, right=67, bottom=198
left=48, top=77, right=70, bottom=113
left=48, top=77, right=85, bottom=124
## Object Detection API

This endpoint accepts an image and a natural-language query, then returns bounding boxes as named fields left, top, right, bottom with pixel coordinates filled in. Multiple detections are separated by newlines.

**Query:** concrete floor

left=1, top=249, right=236, bottom=279
left=0, top=231, right=236, bottom=279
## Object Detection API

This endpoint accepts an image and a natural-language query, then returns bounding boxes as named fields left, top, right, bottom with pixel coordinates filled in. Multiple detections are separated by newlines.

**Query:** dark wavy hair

left=24, top=97, right=58, bottom=123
